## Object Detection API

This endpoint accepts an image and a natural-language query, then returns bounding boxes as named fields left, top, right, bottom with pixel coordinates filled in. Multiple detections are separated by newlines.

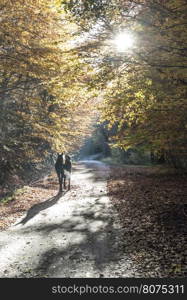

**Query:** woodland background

left=0, top=0, right=187, bottom=192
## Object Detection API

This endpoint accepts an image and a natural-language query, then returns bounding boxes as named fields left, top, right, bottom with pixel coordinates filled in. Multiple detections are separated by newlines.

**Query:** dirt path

left=0, top=161, right=140, bottom=278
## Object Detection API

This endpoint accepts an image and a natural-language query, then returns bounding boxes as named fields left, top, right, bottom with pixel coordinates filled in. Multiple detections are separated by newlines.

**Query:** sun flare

left=114, top=32, right=134, bottom=52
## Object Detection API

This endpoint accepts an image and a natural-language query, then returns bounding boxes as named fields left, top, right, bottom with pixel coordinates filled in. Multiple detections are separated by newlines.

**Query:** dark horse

left=55, top=153, right=72, bottom=192
left=55, top=153, right=64, bottom=192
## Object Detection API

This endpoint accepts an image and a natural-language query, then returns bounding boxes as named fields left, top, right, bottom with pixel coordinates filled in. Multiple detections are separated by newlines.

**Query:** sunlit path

left=0, top=162, right=140, bottom=278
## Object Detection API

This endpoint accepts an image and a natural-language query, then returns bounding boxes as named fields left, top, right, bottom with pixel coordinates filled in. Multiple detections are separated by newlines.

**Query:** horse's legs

left=58, top=172, right=62, bottom=192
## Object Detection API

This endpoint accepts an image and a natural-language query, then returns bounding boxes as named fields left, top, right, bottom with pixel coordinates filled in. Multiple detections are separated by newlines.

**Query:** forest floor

left=108, top=165, right=187, bottom=277
left=0, top=161, right=186, bottom=277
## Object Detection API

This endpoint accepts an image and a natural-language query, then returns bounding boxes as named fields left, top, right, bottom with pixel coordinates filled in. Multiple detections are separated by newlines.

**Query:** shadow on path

left=16, top=191, right=66, bottom=226
left=20, top=198, right=122, bottom=277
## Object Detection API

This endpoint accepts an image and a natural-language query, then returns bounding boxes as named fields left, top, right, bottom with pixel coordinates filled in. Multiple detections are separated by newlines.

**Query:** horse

left=55, top=153, right=64, bottom=192
left=55, top=153, right=72, bottom=192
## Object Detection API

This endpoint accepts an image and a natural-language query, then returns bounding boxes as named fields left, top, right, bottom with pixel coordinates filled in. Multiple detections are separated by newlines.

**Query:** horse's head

left=57, top=152, right=63, bottom=157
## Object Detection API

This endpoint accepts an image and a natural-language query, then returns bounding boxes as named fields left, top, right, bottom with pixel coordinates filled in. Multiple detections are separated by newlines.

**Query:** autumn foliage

left=63, top=0, right=187, bottom=168
left=0, top=0, right=95, bottom=184
left=0, top=0, right=187, bottom=187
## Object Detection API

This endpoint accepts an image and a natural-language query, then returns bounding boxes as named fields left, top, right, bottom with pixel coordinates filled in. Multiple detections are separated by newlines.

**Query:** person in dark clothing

left=64, top=154, right=72, bottom=190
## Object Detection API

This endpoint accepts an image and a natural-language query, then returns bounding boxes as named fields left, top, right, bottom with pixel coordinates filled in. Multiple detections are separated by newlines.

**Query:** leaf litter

left=107, top=165, right=187, bottom=277
left=0, top=165, right=186, bottom=277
